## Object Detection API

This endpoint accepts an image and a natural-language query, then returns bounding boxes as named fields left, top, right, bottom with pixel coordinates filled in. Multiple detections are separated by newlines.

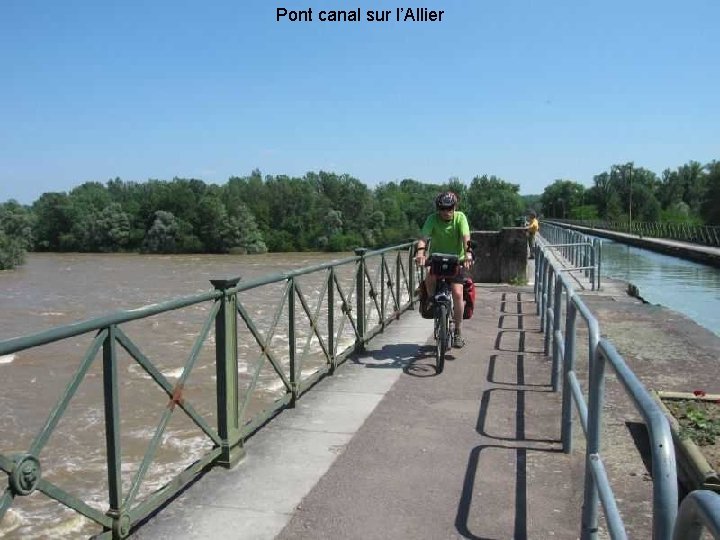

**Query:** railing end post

left=212, top=276, right=241, bottom=469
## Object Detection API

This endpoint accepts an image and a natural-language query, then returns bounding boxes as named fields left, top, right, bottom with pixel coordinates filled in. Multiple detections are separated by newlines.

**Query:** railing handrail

left=0, top=289, right=222, bottom=356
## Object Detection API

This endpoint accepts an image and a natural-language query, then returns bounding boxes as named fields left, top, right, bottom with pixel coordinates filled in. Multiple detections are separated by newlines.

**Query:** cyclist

left=414, top=191, right=473, bottom=348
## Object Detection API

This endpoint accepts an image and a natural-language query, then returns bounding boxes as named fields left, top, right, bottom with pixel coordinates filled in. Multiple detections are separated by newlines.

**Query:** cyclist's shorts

left=445, top=267, right=469, bottom=285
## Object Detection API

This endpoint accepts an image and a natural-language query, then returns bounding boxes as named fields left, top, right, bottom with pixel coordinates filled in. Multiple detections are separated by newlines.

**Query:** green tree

left=0, top=200, right=34, bottom=269
left=230, top=202, right=267, bottom=254
left=540, top=179, right=586, bottom=219
left=0, top=230, right=26, bottom=269
left=371, top=183, right=416, bottom=245
left=143, top=210, right=180, bottom=253
left=588, top=163, right=661, bottom=222
left=70, top=203, right=131, bottom=252
left=465, top=175, right=524, bottom=230
left=700, top=161, right=720, bottom=225
left=658, top=161, right=706, bottom=216
left=196, top=195, right=233, bottom=252
left=522, top=194, right=542, bottom=215
left=32, top=192, right=73, bottom=250
left=0, top=200, right=33, bottom=249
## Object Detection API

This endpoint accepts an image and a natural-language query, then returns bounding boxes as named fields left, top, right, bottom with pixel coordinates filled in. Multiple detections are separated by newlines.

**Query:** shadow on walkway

left=455, top=291, right=565, bottom=540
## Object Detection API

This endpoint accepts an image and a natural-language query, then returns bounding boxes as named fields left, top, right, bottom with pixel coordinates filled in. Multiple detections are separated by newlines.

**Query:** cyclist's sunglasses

left=437, top=205, right=455, bottom=211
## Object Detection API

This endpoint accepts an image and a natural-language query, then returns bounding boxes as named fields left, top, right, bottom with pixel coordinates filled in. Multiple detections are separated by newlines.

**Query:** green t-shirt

left=420, top=211, right=470, bottom=260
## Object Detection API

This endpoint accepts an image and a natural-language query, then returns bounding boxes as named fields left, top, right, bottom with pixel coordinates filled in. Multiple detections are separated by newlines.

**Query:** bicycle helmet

left=435, top=191, right=458, bottom=210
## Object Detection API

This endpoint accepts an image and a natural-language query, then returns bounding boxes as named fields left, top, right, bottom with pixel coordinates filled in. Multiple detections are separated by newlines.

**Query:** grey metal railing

left=0, top=242, right=419, bottom=539
left=672, top=489, right=720, bottom=540
left=533, top=237, right=679, bottom=539
left=538, top=222, right=602, bottom=291
left=558, top=219, right=720, bottom=248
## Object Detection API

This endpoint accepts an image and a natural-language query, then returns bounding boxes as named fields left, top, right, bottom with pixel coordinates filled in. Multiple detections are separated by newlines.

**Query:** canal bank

left=551, top=221, right=720, bottom=269
left=571, top=276, right=720, bottom=534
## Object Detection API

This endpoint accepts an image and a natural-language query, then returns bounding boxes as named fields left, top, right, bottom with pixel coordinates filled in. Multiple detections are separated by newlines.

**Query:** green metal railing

left=0, top=242, right=418, bottom=539
left=559, top=219, right=720, bottom=247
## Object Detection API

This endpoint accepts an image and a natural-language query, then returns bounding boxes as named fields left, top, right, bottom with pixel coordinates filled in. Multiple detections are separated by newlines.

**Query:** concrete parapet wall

left=470, top=227, right=527, bottom=283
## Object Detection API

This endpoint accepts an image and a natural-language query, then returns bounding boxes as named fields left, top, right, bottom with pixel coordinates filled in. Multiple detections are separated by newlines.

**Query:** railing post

left=288, top=276, right=298, bottom=405
left=534, top=244, right=542, bottom=307
left=544, top=266, right=555, bottom=355
left=328, top=268, right=336, bottom=374
left=355, top=248, right=367, bottom=351
left=210, top=277, right=244, bottom=468
left=581, top=324, right=603, bottom=540
left=103, top=325, right=128, bottom=539
left=561, top=302, right=577, bottom=453
left=596, top=239, right=602, bottom=291
left=396, top=250, right=402, bottom=312
left=540, top=258, right=549, bottom=322
left=551, top=275, right=563, bottom=391
left=408, top=243, right=416, bottom=310
left=380, top=253, right=386, bottom=330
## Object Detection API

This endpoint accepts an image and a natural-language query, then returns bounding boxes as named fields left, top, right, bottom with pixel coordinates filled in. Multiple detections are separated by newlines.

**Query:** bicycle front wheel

left=435, top=303, right=448, bottom=373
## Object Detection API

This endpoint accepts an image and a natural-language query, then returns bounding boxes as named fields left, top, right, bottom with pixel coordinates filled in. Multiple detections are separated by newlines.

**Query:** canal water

left=598, top=239, right=720, bottom=337
left=0, top=252, right=403, bottom=538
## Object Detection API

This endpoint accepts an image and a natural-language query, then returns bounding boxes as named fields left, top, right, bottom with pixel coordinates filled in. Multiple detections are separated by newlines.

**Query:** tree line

left=2, top=158, right=718, bottom=270
left=0, top=171, right=527, bottom=269
left=539, top=160, right=720, bottom=225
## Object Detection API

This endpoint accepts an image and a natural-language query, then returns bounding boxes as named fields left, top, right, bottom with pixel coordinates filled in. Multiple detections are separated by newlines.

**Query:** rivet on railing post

left=210, top=277, right=244, bottom=468
left=355, top=248, right=367, bottom=352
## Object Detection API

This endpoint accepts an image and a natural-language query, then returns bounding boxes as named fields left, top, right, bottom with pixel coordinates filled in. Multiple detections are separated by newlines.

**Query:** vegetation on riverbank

left=0, top=171, right=526, bottom=269
left=2, top=157, right=718, bottom=270
left=539, top=160, right=720, bottom=225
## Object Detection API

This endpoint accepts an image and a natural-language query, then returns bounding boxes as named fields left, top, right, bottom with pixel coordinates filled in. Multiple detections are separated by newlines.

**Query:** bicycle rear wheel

left=435, top=303, right=448, bottom=373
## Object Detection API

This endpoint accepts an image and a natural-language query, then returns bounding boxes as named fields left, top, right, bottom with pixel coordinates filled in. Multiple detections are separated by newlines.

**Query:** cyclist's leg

left=425, top=272, right=437, bottom=297
left=451, top=281, right=465, bottom=347
left=451, top=282, right=463, bottom=327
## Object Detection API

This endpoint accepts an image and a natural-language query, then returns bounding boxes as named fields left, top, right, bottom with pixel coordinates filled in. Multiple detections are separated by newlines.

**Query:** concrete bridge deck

left=133, top=283, right=587, bottom=539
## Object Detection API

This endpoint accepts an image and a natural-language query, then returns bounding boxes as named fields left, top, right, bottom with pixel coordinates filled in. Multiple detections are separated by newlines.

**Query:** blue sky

left=1, top=0, right=718, bottom=204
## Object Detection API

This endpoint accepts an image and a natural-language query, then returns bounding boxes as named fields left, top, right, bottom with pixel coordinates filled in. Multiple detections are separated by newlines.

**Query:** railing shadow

left=455, top=291, right=561, bottom=539
left=487, top=354, right=550, bottom=388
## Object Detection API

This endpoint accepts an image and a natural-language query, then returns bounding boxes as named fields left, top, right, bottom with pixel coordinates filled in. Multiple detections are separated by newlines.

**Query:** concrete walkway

left=277, top=285, right=584, bottom=540
left=133, top=284, right=586, bottom=539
